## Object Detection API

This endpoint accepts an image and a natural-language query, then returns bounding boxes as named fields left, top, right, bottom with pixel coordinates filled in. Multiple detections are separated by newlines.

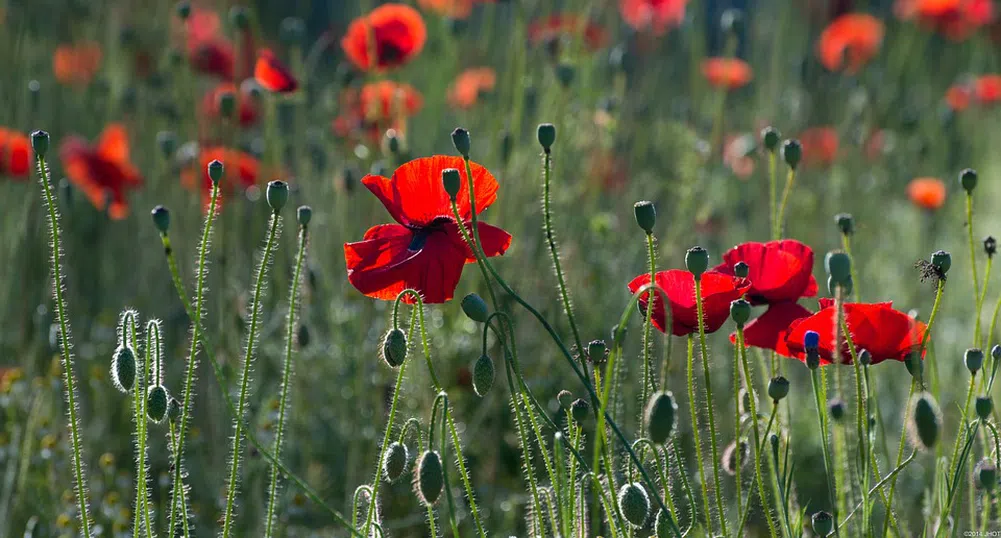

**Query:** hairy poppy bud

left=384, top=131, right=401, bottom=155
left=296, top=205, right=312, bottom=227
left=730, top=299, right=751, bottom=327
left=825, top=251, right=852, bottom=285
left=571, top=398, right=590, bottom=424
left=167, top=398, right=182, bottom=422
left=960, top=168, right=978, bottom=193
left=644, top=391, right=677, bottom=445
left=451, top=127, right=471, bottom=158
left=812, top=511, right=834, bottom=537
left=686, top=246, right=710, bottom=279
left=986, top=236, right=997, bottom=258
left=557, top=390, right=574, bottom=410
left=931, top=250, right=952, bottom=275
left=617, top=483, right=650, bottom=528
left=828, top=398, right=846, bottom=422
left=857, top=349, right=872, bottom=366
left=207, top=160, right=224, bottom=184
left=147, top=385, right=169, bottom=424
left=176, top=1, right=191, bottom=19
left=966, top=348, right=984, bottom=374
left=537, top=123, right=557, bottom=152
left=723, top=440, right=749, bottom=476
left=910, top=392, right=941, bottom=450
left=384, top=442, right=408, bottom=482
left=442, top=168, right=461, bottom=201
left=382, top=329, right=407, bottom=368
left=266, top=180, right=288, bottom=213
left=977, top=396, right=993, bottom=421
left=782, top=139, right=802, bottom=169
left=761, top=127, right=781, bottom=153
left=151, top=205, right=170, bottom=234
left=633, top=201, right=656, bottom=235
left=31, top=130, right=49, bottom=157
left=768, top=376, right=789, bottom=402
left=156, top=131, right=177, bottom=159
left=111, top=345, right=137, bottom=393
left=416, top=450, right=443, bottom=505
left=229, top=6, right=250, bottom=30
left=977, top=458, right=997, bottom=491
left=733, top=261, right=749, bottom=278
left=588, top=340, right=607, bottom=365
left=460, top=293, right=489, bottom=323
left=472, top=354, right=494, bottom=397
left=993, top=344, right=1001, bottom=361
left=905, top=352, right=923, bottom=380
left=835, top=213, right=854, bottom=236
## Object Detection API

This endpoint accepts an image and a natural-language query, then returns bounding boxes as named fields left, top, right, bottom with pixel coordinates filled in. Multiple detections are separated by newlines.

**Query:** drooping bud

left=812, top=511, right=834, bottom=537
left=857, top=349, right=872, bottom=366
left=931, top=250, right=952, bottom=275
left=571, top=398, right=590, bottom=424
left=31, top=130, right=49, bottom=157
left=977, top=396, right=993, bottom=421
left=147, top=385, right=169, bottom=424
left=460, top=293, right=489, bottom=323
left=835, top=213, right=854, bottom=236
left=910, top=392, right=941, bottom=450
left=730, top=299, right=751, bottom=327
left=537, top=123, right=556, bottom=152
left=617, top=483, right=650, bottom=528
left=151, top=205, right=170, bottom=234
left=382, top=328, right=408, bottom=368
left=655, top=509, right=674, bottom=538
left=175, top=1, right=191, bottom=20
left=167, top=398, right=182, bottom=422
left=644, top=391, right=677, bottom=445
left=960, top=168, right=978, bottom=193
left=207, top=160, right=224, bottom=184
left=761, top=127, right=781, bottom=153
left=828, top=398, right=846, bottom=422
left=633, top=201, right=656, bottom=235
left=416, top=450, right=444, bottom=505
left=557, top=390, right=574, bottom=410
left=966, top=348, right=985, bottom=374
left=451, top=127, right=471, bottom=158
left=442, top=168, right=461, bottom=202
left=111, top=345, right=137, bottom=393
left=993, top=345, right=1001, bottom=361
left=685, top=246, right=710, bottom=279
left=266, top=180, right=289, bottom=213
left=722, top=440, right=750, bottom=476
left=472, top=354, right=494, bottom=397
left=782, top=139, right=802, bottom=169
left=768, top=376, right=789, bottom=402
left=383, top=442, right=409, bottom=482
left=733, top=261, right=749, bottom=278
left=977, top=458, right=997, bottom=491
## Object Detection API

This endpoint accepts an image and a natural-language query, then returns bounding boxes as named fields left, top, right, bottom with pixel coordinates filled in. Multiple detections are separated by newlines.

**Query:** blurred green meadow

left=5, top=0, right=1001, bottom=536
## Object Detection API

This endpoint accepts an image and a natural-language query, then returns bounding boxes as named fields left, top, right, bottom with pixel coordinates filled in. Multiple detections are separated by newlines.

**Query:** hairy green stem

left=685, top=335, right=713, bottom=532
left=775, top=167, right=797, bottom=238
left=694, top=278, right=727, bottom=534
left=969, top=194, right=982, bottom=344
left=735, top=328, right=778, bottom=537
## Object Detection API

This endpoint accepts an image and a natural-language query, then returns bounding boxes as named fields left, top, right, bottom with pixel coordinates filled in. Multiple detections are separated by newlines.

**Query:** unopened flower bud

left=31, top=130, right=49, bottom=157
left=442, top=168, right=461, bottom=201
left=207, top=160, right=224, bottom=184
left=761, top=127, right=781, bottom=153
left=296, top=205, right=312, bottom=227
left=537, top=123, right=556, bottom=152
left=966, top=348, right=985, bottom=374
left=460, top=293, right=489, bottom=323
left=960, top=168, right=978, bottom=193
left=857, top=349, right=872, bottom=366
left=451, top=127, right=470, bottom=158
left=977, top=458, right=998, bottom=491
left=266, top=180, right=288, bottom=212
left=617, top=483, right=650, bottom=528
left=151, top=205, right=170, bottom=234
left=644, top=391, right=677, bottom=445
left=985, top=236, right=997, bottom=258
left=835, top=213, right=854, bottom=236
left=910, top=392, right=941, bottom=450
left=633, top=201, right=656, bottom=235
left=812, top=511, right=834, bottom=537
left=417, top=450, right=444, bottom=505
left=571, top=398, right=590, bottom=424
left=686, top=246, right=710, bottom=279
left=147, top=385, right=169, bottom=424
left=977, top=396, right=993, bottom=421
left=383, top=442, right=409, bottom=482
left=382, top=328, right=407, bottom=368
left=472, top=354, right=494, bottom=397
left=828, top=398, right=846, bottom=421
left=782, top=139, right=802, bottom=169
left=733, top=261, right=749, bottom=278
left=111, top=345, right=137, bottom=393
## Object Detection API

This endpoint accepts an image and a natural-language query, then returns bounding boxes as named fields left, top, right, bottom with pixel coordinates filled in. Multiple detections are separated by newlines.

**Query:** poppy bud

left=382, top=329, right=407, bottom=368
left=176, top=1, right=191, bottom=19
left=557, top=390, right=574, bottom=410
left=769, top=433, right=779, bottom=462
left=730, top=299, right=751, bottom=327
left=207, top=160, right=224, bottom=184
left=986, top=236, right=997, bottom=258
left=931, top=250, right=952, bottom=275
left=828, top=398, right=846, bottom=422
left=460, top=293, right=489, bottom=323
left=723, top=440, right=750, bottom=476
left=977, top=396, right=993, bottom=421
left=147, top=385, right=169, bottom=424
left=733, top=261, right=749, bottom=278
left=738, top=388, right=753, bottom=416
left=617, top=483, right=650, bottom=528
left=686, top=246, right=710, bottom=279
left=229, top=6, right=250, bottom=30
left=384, top=131, right=401, bottom=155
left=612, top=324, right=628, bottom=349
left=31, top=130, right=49, bottom=157
left=910, top=392, right=941, bottom=450
left=655, top=509, right=674, bottom=538
left=644, top=391, right=677, bottom=445
left=266, top=180, right=289, bottom=213
left=111, top=345, right=137, bottom=393
left=442, top=168, right=461, bottom=201
left=960, top=168, right=978, bottom=193
left=994, top=344, right=1001, bottom=361
left=416, top=450, right=443, bottom=505
left=588, top=340, right=607, bottom=365
left=781, top=139, right=801, bottom=169
left=451, top=127, right=471, bottom=158
left=768, top=376, right=789, bottom=402
left=571, top=398, right=590, bottom=424
left=383, top=442, right=408, bottom=482
left=555, top=63, right=576, bottom=88
left=151, top=205, right=170, bottom=234
left=966, top=348, right=985, bottom=374
left=761, top=127, right=781, bottom=153
left=472, top=354, right=494, bottom=397
left=156, top=131, right=177, bottom=159
left=835, top=213, right=854, bottom=236
left=167, top=398, right=181, bottom=422
left=720, top=8, right=744, bottom=34
left=296, top=205, right=312, bottom=227
left=633, top=201, right=656, bottom=235
left=858, top=349, right=872, bottom=366
left=280, top=17, right=306, bottom=46
left=825, top=251, right=852, bottom=285
left=537, top=123, right=557, bottom=152
left=218, top=90, right=236, bottom=118
left=812, top=511, right=834, bottom=537
left=806, top=350, right=821, bottom=370
left=977, top=458, right=998, bottom=491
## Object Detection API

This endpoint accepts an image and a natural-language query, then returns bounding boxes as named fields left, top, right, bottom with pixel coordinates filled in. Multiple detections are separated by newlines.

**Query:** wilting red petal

left=732, top=302, right=813, bottom=357
left=628, top=270, right=751, bottom=336
left=619, top=0, right=688, bottom=35
left=59, top=124, right=143, bottom=219
left=701, top=57, right=753, bottom=90
left=784, top=301, right=926, bottom=365
left=254, top=49, right=298, bottom=93
left=817, top=13, right=884, bottom=73
left=713, top=240, right=818, bottom=305
left=341, top=4, right=427, bottom=71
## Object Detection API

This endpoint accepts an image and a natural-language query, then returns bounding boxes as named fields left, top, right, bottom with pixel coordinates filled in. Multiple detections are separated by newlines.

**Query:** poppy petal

left=733, top=302, right=813, bottom=357
left=97, top=123, right=131, bottom=165
left=463, top=222, right=512, bottom=261
left=255, top=49, right=298, bottom=93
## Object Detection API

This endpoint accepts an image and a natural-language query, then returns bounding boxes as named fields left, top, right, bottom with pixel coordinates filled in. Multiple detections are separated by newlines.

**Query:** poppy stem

left=775, top=167, right=797, bottom=238
left=837, top=305, right=870, bottom=534
left=768, top=152, right=778, bottom=240
left=732, top=343, right=744, bottom=519
left=138, top=321, right=159, bottom=538
left=969, top=193, right=982, bottom=345
left=123, top=313, right=151, bottom=538
left=642, top=232, right=657, bottom=429
left=694, top=278, right=728, bottom=535
left=811, top=367, right=839, bottom=529
left=685, top=334, right=714, bottom=532
left=841, top=235, right=861, bottom=301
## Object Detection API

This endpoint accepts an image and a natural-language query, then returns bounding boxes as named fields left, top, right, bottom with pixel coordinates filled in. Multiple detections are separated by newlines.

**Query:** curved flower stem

left=735, top=328, right=778, bottom=538
left=36, top=153, right=91, bottom=536
left=694, top=278, right=727, bottom=535
left=264, top=221, right=309, bottom=537
left=685, top=335, right=713, bottom=533
left=122, top=312, right=151, bottom=538
left=437, top=396, right=461, bottom=538
left=969, top=193, right=982, bottom=344
left=811, top=368, right=838, bottom=527
left=775, top=167, right=797, bottom=238
left=736, top=405, right=781, bottom=535
left=838, top=450, right=919, bottom=528
left=221, top=211, right=282, bottom=537
left=938, top=420, right=981, bottom=537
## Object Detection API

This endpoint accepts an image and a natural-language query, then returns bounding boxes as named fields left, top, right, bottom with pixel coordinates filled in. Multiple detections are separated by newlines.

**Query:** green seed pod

left=442, top=168, right=461, bottom=201
left=730, top=299, right=751, bottom=326
left=167, top=398, right=182, bottom=422
left=857, top=349, right=872, bottom=366
left=267, top=180, right=289, bottom=213
left=768, top=376, right=789, bottom=402
left=382, top=328, right=408, bottom=368
left=557, top=390, right=574, bottom=410
left=977, top=458, right=997, bottom=491
left=31, top=130, right=50, bottom=157
left=828, top=398, right=846, bottom=422
left=416, top=450, right=444, bottom=505
left=910, top=392, right=941, bottom=450
left=297, top=205, right=312, bottom=227
left=147, top=385, right=169, bottom=424
left=587, top=340, right=607, bottom=365
left=825, top=251, right=852, bottom=285
left=472, top=354, right=495, bottom=397
left=976, top=396, right=993, bottom=421
left=207, top=159, right=224, bottom=184
left=151, top=205, right=170, bottom=234
left=644, top=391, right=677, bottom=445
left=383, top=442, right=409, bottom=482
left=460, top=293, right=490, bottom=323
left=960, top=168, right=978, bottom=193
left=156, top=131, right=177, bottom=159
left=835, top=213, right=854, bottom=236
left=633, top=201, right=657, bottom=235
left=451, top=127, right=471, bottom=158
left=571, top=398, right=590, bottom=424
left=931, top=250, right=952, bottom=275
left=782, top=139, right=802, bottom=169
left=685, top=246, right=710, bottom=279
left=812, top=511, right=834, bottom=537
left=617, top=483, right=650, bottom=528
left=733, top=261, right=749, bottom=278
left=761, top=126, right=781, bottom=153
left=537, top=123, right=557, bottom=151
left=111, top=345, right=137, bottom=393
left=966, top=348, right=985, bottom=374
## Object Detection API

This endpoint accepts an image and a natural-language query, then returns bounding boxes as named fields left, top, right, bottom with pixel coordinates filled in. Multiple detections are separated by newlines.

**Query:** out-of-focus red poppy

left=333, top=81, right=423, bottom=143
left=799, top=126, right=839, bottom=167
left=975, top=74, right=1001, bottom=104
left=254, top=49, right=298, bottom=93
left=627, top=270, right=751, bottom=337
left=418, top=0, right=494, bottom=19
left=181, top=146, right=261, bottom=210
left=341, top=4, right=427, bottom=72
left=723, top=134, right=756, bottom=179
left=732, top=301, right=814, bottom=357
left=59, top=124, right=143, bottom=219
left=946, top=83, right=973, bottom=110
left=784, top=299, right=926, bottom=365
left=344, top=156, right=512, bottom=304
left=201, top=83, right=260, bottom=128
left=817, top=13, right=884, bottom=73
left=907, top=177, right=947, bottom=210
left=184, top=7, right=255, bottom=80
left=701, top=58, right=753, bottom=90
left=448, top=68, right=496, bottom=109
left=712, top=240, right=819, bottom=305
left=528, top=14, right=609, bottom=51
left=0, top=128, right=31, bottom=180
left=864, top=128, right=888, bottom=161
left=53, top=42, right=103, bottom=86
left=618, top=0, right=688, bottom=35
left=895, top=0, right=994, bottom=40
left=586, top=149, right=629, bottom=192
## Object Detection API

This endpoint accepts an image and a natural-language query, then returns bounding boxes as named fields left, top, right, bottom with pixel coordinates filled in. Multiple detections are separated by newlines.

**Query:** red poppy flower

left=344, top=156, right=512, bottom=304
left=448, top=67, right=496, bottom=109
left=181, top=146, right=261, bottom=210
left=0, top=128, right=31, bottom=180
left=975, top=74, right=1001, bottom=104
left=627, top=270, right=751, bottom=337
left=712, top=240, right=819, bottom=305
left=333, top=81, right=423, bottom=143
left=201, top=83, right=260, bottom=128
left=908, top=177, right=947, bottom=210
left=254, top=49, right=298, bottom=93
left=341, top=4, right=427, bottom=72
left=59, top=124, right=143, bottom=220
left=817, top=13, right=884, bottom=73
left=895, top=0, right=994, bottom=40
left=418, top=0, right=495, bottom=19
left=184, top=7, right=255, bottom=80
left=701, top=58, right=753, bottom=90
left=53, top=42, right=103, bottom=86
left=784, top=299, right=926, bottom=365
left=799, top=126, right=839, bottom=167
left=619, top=0, right=688, bottom=35
left=527, top=14, right=609, bottom=51
left=731, top=301, right=814, bottom=357
left=946, top=83, right=973, bottom=110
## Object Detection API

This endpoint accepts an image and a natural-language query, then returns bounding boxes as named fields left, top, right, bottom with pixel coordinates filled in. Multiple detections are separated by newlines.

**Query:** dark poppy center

left=378, top=42, right=404, bottom=66
left=408, top=217, right=453, bottom=251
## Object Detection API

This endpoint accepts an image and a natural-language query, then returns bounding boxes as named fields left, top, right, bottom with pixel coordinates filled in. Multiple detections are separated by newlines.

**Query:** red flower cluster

left=183, top=7, right=254, bottom=80
left=895, top=0, right=994, bottom=40
left=341, top=4, right=427, bottom=72
left=817, top=13, right=884, bottom=73
left=798, top=127, right=839, bottom=167
left=59, top=124, right=143, bottom=219
left=618, top=0, right=688, bottom=35
left=0, top=128, right=30, bottom=180
left=946, top=74, right=1001, bottom=111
